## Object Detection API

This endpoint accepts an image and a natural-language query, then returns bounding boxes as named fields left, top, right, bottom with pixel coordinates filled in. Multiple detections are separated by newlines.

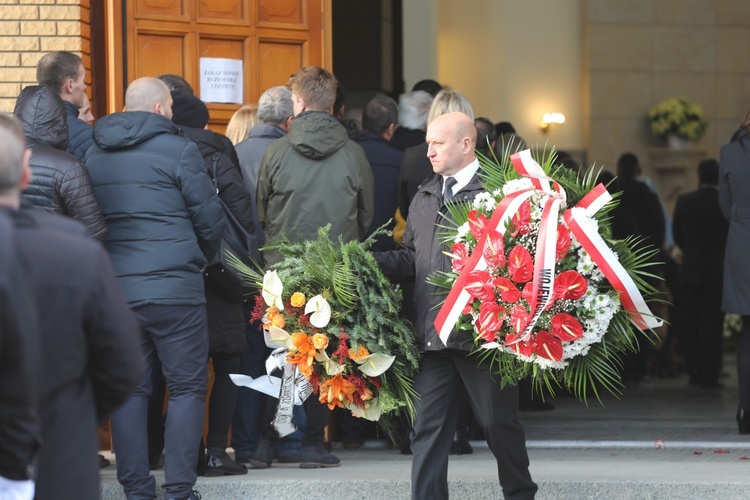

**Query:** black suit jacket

left=673, top=186, right=728, bottom=287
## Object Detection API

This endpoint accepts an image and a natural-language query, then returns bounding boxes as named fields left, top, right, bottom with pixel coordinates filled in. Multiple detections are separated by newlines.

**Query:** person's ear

left=283, top=115, right=293, bottom=131
left=384, top=123, right=396, bottom=141
left=20, top=149, right=32, bottom=190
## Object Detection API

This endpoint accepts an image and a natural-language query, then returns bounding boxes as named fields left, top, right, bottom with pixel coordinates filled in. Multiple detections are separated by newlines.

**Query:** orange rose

left=269, top=313, right=286, bottom=329
left=348, top=344, right=370, bottom=361
left=290, top=292, right=306, bottom=308
left=312, top=333, right=329, bottom=350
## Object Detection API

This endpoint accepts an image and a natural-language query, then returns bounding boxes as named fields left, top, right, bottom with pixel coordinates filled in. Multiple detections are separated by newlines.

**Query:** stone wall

left=585, top=0, right=750, bottom=188
left=0, top=0, right=89, bottom=112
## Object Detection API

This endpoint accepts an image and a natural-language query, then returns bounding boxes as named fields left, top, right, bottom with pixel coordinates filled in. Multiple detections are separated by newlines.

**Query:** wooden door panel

left=197, top=0, right=247, bottom=24
left=135, top=32, right=188, bottom=78
left=134, top=0, right=189, bottom=21
left=258, top=0, right=306, bottom=28
left=120, top=0, right=330, bottom=126
left=258, top=39, right=305, bottom=92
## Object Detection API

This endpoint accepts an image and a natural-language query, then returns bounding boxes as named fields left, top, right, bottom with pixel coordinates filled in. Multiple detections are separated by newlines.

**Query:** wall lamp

left=540, top=112, right=566, bottom=133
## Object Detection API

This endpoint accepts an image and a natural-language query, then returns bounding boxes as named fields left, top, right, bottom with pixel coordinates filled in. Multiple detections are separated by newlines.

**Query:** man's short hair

left=698, top=158, right=719, bottom=185
left=257, top=86, right=293, bottom=124
left=287, top=66, right=337, bottom=112
left=362, top=94, right=399, bottom=136
left=398, top=90, right=432, bottom=130
left=125, top=77, right=171, bottom=113
left=36, top=51, right=83, bottom=94
left=616, top=152, right=640, bottom=179
left=411, top=79, right=442, bottom=98
left=427, top=90, right=474, bottom=124
left=475, top=117, right=496, bottom=156
left=157, top=74, right=194, bottom=95
left=0, top=113, right=26, bottom=195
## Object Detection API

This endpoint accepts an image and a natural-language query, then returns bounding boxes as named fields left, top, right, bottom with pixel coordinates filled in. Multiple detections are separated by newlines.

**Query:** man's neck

left=0, top=196, right=20, bottom=210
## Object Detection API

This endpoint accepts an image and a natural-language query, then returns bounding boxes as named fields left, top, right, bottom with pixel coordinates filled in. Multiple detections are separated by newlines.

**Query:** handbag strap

left=209, top=151, right=221, bottom=193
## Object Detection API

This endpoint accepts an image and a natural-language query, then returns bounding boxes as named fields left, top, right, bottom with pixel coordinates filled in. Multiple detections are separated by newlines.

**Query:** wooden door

left=111, top=0, right=331, bottom=132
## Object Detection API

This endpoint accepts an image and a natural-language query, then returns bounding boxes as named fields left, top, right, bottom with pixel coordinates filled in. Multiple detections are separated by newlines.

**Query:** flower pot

left=667, top=134, right=691, bottom=150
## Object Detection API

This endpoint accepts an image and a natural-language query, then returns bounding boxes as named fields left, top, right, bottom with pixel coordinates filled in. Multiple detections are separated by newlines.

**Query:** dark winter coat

left=14, top=85, right=106, bottom=241
left=63, top=100, right=94, bottom=161
left=389, top=126, right=426, bottom=152
left=180, top=125, right=254, bottom=353
left=720, top=130, right=750, bottom=314
left=257, top=111, right=374, bottom=265
left=11, top=208, right=142, bottom=500
left=0, top=210, right=40, bottom=483
left=85, top=111, right=225, bottom=307
left=397, top=142, right=432, bottom=219
left=376, top=169, right=484, bottom=352
left=357, top=131, right=403, bottom=251
left=235, top=122, right=287, bottom=246
left=673, top=186, right=727, bottom=288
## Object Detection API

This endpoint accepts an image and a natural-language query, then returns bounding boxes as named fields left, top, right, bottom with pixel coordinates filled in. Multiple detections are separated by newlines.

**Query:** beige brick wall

left=0, top=1, right=86, bottom=112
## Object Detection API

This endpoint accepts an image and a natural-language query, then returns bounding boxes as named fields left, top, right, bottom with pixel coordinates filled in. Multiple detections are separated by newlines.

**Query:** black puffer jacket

left=376, top=170, right=484, bottom=352
left=180, top=125, right=254, bottom=353
left=64, top=100, right=94, bottom=161
left=85, top=111, right=225, bottom=307
left=14, top=85, right=106, bottom=241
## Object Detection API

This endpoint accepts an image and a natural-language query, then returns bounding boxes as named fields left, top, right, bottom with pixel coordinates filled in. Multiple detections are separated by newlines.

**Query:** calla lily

left=262, top=270, right=284, bottom=310
left=314, top=348, right=345, bottom=376
left=352, top=352, right=396, bottom=377
left=305, top=295, right=331, bottom=328
left=345, top=399, right=382, bottom=421
left=264, top=325, right=294, bottom=350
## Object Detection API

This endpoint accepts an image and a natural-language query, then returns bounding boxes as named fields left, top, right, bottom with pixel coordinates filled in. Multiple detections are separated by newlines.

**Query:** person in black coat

left=357, top=94, right=403, bottom=252
left=36, top=51, right=93, bottom=161
left=85, top=77, right=225, bottom=500
left=719, top=109, right=750, bottom=433
left=375, top=112, right=536, bottom=500
left=13, top=85, right=106, bottom=241
left=0, top=111, right=143, bottom=500
left=673, top=159, right=728, bottom=389
left=171, top=91, right=254, bottom=476
left=0, top=198, right=40, bottom=498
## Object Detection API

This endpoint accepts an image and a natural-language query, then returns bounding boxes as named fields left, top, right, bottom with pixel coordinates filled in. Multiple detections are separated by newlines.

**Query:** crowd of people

left=1, top=50, right=749, bottom=500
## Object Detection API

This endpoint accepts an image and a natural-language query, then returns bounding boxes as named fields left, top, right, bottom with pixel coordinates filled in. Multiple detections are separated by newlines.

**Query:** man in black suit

left=376, top=112, right=537, bottom=500
left=673, top=159, right=728, bottom=388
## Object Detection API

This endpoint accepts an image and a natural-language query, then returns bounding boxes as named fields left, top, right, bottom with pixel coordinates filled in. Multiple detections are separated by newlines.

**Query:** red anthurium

left=451, top=242, right=469, bottom=273
left=509, top=304, right=530, bottom=334
left=468, top=209, right=488, bottom=240
left=511, top=200, right=532, bottom=236
left=522, top=282, right=533, bottom=302
left=464, top=270, right=495, bottom=302
left=533, top=330, right=563, bottom=361
left=554, top=270, right=587, bottom=301
left=507, top=245, right=533, bottom=283
left=556, top=224, right=571, bottom=261
left=494, top=276, right=521, bottom=303
left=550, top=313, right=583, bottom=341
left=505, top=332, right=534, bottom=357
left=476, top=303, right=505, bottom=342
left=483, top=231, right=506, bottom=270
left=463, top=300, right=475, bottom=315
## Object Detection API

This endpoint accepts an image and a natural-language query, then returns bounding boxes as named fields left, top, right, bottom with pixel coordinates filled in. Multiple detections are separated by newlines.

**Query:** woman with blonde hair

left=226, top=104, right=258, bottom=145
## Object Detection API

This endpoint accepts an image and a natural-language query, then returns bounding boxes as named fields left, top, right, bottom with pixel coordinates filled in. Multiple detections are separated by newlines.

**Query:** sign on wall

left=200, top=58, right=243, bottom=104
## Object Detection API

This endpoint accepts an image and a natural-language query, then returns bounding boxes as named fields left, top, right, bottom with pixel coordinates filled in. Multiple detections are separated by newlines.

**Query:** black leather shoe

left=248, top=439, right=277, bottom=469
left=300, top=444, right=340, bottom=469
left=205, top=450, right=248, bottom=476
left=738, top=409, right=750, bottom=435
left=277, top=452, right=302, bottom=463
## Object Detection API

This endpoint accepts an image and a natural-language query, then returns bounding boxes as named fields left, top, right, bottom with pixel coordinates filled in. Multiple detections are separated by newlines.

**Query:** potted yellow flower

left=648, top=97, right=707, bottom=147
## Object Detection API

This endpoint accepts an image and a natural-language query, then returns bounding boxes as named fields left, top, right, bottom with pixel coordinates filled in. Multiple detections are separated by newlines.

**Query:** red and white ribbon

left=434, top=149, right=661, bottom=346
left=563, top=184, right=662, bottom=330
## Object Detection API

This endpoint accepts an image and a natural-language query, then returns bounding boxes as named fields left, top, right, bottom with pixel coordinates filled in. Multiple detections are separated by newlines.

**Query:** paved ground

left=100, top=355, right=750, bottom=499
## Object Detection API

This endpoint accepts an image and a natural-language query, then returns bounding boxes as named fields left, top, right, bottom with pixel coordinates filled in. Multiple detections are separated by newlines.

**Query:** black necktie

left=443, top=176, right=458, bottom=201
